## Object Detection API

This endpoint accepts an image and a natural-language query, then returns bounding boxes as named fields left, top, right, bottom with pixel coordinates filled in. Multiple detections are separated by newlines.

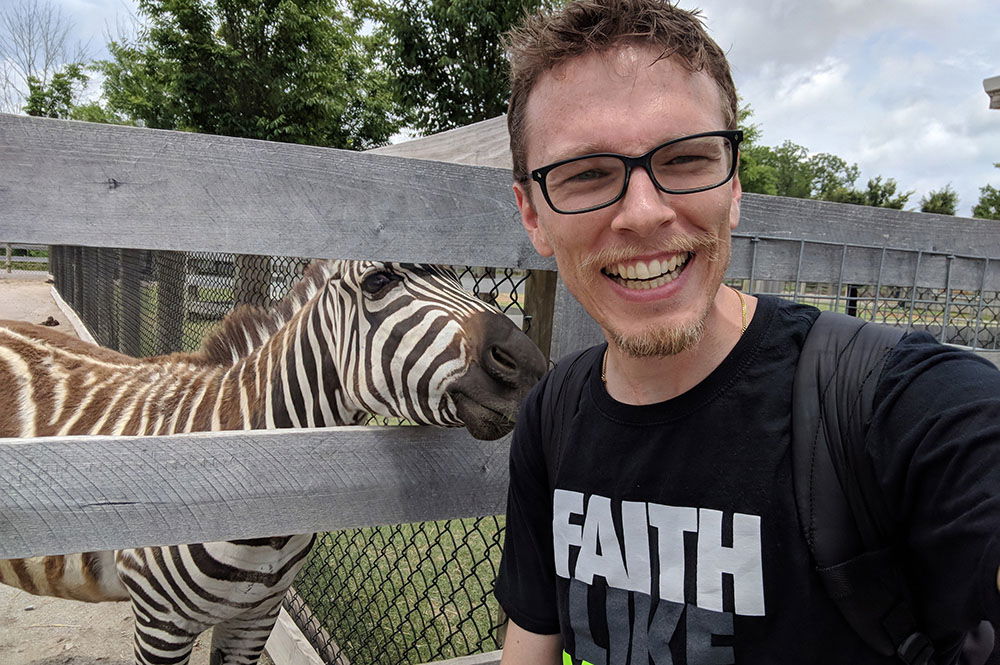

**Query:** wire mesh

left=46, top=236, right=998, bottom=665
left=47, top=246, right=526, bottom=664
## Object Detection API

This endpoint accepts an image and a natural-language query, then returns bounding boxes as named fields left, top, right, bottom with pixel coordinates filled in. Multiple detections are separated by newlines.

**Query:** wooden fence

left=2, top=243, right=48, bottom=271
left=2, top=113, right=1000, bottom=662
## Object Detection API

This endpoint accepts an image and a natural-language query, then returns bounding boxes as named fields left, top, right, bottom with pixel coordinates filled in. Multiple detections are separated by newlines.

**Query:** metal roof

left=368, top=115, right=512, bottom=169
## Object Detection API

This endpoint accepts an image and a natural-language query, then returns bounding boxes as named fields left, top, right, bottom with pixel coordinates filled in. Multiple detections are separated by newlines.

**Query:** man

left=493, top=1, right=1000, bottom=663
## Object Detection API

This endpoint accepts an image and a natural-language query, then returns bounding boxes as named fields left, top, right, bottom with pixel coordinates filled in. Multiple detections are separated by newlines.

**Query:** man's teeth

left=606, top=253, right=690, bottom=290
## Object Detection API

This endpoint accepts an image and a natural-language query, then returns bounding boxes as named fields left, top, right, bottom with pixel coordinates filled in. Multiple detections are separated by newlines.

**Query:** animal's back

left=0, top=320, right=136, bottom=602
left=0, top=319, right=223, bottom=439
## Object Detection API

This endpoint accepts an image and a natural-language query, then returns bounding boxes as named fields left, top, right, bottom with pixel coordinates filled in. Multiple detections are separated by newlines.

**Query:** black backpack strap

left=791, top=311, right=936, bottom=664
left=539, top=345, right=604, bottom=489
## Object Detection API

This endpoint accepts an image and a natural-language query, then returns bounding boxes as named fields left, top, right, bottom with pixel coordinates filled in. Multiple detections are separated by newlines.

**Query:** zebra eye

left=361, top=270, right=399, bottom=298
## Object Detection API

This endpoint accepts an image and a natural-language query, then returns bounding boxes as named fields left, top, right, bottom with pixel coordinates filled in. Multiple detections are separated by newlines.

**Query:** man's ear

left=514, top=181, right=554, bottom=257
left=729, top=172, right=742, bottom=231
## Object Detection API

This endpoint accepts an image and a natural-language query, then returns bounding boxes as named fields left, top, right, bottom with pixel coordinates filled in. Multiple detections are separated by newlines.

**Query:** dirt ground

left=0, top=272, right=268, bottom=665
left=0, top=272, right=75, bottom=330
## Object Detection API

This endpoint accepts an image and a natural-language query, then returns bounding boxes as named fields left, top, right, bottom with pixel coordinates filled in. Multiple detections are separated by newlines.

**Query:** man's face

left=514, top=45, right=742, bottom=357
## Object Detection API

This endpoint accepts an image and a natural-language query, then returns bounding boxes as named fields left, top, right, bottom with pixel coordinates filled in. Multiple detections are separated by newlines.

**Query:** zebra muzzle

left=447, top=311, right=546, bottom=440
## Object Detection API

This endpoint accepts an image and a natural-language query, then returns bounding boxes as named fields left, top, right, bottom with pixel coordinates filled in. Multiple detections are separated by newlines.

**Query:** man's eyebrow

left=547, top=135, right=690, bottom=162
left=547, top=142, right=618, bottom=161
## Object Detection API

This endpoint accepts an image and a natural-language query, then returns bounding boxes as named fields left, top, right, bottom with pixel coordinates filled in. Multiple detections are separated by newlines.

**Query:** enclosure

left=2, top=112, right=999, bottom=665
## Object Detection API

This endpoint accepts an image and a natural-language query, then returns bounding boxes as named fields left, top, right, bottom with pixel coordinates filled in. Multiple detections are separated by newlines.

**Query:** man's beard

left=579, top=230, right=726, bottom=359
left=609, top=311, right=708, bottom=357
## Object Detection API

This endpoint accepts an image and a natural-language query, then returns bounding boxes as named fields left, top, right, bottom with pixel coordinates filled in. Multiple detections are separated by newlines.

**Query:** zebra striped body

left=0, top=260, right=546, bottom=665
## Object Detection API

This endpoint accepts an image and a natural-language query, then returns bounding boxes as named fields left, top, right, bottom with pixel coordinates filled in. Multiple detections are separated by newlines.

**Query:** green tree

left=23, top=61, right=130, bottom=123
left=973, top=184, right=1000, bottom=220
left=740, top=139, right=861, bottom=201
left=919, top=185, right=958, bottom=215
left=863, top=176, right=912, bottom=210
left=737, top=105, right=860, bottom=200
left=809, top=153, right=860, bottom=201
left=23, top=62, right=87, bottom=118
left=825, top=176, right=912, bottom=210
left=361, top=0, right=551, bottom=135
left=736, top=104, right=780, bottom=195
left=99, top=0, right=399, bottom=149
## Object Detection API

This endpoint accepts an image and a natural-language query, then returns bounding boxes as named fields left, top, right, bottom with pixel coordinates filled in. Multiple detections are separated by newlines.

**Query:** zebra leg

left=208, top=598, right=283, bottom=665
left=130, top=608, right=200, bottom=665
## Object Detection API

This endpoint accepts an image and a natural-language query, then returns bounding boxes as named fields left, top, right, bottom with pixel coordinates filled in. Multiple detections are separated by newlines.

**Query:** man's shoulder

left=756, top=293, right=823, bottom=323
left=879, top=330, right=1000, bottom=396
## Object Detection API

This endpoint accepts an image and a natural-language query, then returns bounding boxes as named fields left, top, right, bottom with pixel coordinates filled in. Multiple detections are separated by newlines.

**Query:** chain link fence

left=47, top=245, right=528, bottom=664
left=44, top=236, right=999, bottom=665
left=728, top=234, right=1000, bottom=350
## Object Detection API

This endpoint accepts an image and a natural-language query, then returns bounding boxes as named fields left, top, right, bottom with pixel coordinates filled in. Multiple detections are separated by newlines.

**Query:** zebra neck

left=246, top=292, right=364, bottom=429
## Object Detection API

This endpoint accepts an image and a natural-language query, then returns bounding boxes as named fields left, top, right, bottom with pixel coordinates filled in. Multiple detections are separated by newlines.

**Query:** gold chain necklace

left=601, top=287, right=748, bottom=384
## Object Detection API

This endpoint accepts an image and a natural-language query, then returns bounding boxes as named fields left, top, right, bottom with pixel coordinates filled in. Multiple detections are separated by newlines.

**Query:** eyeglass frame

left=528, top=129, right=745, bottom=215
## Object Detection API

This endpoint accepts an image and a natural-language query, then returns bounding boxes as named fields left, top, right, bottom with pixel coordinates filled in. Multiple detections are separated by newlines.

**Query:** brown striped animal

left=0, top=259, right=546, bottom=665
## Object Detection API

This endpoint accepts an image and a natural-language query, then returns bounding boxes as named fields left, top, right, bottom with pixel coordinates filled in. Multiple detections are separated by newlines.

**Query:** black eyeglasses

left=529, top=130, right=743, bottom=215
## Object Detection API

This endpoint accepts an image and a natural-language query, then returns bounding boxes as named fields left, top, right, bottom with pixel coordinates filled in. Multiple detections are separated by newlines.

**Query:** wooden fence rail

left=2, top=112, right=1000, bottom=559
left=0, top=427, right=509, bottom=560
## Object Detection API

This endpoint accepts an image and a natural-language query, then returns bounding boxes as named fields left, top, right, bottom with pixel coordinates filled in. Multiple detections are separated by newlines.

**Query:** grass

left=2, top=260, right=47, bottom=271
left=295, top=516, right=506, bottom=665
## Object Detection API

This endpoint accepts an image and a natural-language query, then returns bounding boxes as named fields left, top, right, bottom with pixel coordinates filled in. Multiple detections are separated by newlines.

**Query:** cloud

left=678, top=0, right=1000, bottom=215
left=774, top=57, right=850, bottom=110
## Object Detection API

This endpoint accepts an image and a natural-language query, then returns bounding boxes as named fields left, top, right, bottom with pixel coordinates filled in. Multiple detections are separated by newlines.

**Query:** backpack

left=538, top=310, right=993, bottom=665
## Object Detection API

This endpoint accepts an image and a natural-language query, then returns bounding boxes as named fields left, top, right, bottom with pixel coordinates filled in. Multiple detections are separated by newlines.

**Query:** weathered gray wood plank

left=549, top=276, right=604, bottom=360
left=739, top=194, right=1000, bottom=260
left=0, top=114, right=546, bottom=270
left=730, top=234, right=1000, bottom=292
left=0, top=426, right=510, bottom=559
left=3, top=114, right=1000, bottom=276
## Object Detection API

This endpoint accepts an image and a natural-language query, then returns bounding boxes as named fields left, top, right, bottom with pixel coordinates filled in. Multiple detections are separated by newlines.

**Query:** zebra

left=0, top=259, right=546, bottom=665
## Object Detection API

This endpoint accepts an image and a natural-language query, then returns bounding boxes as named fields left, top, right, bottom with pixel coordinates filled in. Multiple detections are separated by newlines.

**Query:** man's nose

left=609, top=166, right=677, bottom=236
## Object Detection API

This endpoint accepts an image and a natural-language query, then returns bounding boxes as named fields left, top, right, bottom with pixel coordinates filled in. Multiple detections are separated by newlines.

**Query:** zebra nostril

left=489, top=344, right=518, bottom=374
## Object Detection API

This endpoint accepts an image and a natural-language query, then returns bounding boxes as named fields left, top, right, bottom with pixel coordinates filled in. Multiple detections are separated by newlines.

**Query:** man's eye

left=567, top=168, right=609, bottom=182
left=662, top=154, right=707, bottom=166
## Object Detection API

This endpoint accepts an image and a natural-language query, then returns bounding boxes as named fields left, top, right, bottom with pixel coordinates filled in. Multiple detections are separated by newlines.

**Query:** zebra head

left=324, top=260, right=546, bottom=440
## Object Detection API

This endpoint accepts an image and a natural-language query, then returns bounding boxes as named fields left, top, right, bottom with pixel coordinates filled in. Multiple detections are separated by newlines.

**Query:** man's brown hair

left=506, top=0, right=737, bottom=182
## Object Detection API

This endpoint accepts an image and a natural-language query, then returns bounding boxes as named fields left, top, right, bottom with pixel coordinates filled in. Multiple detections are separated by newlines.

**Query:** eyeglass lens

left=544, top=135, right=735, bottom=213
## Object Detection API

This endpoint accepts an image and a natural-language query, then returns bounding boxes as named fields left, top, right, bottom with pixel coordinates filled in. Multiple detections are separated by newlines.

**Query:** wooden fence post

left=4, top=243, right=10, bottom=273
left=119, top=249, right=143, bottom=357
left=522, top=270, right=557, bottom=360
left=71, top=246, right=83, bottom=312
left=94, top=248, right=116, bottom=348
left=155, top=250, right=187, bottom=354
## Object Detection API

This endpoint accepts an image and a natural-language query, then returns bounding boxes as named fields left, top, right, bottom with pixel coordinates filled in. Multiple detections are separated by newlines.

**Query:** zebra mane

left=197, top=260, right=340, bottom=365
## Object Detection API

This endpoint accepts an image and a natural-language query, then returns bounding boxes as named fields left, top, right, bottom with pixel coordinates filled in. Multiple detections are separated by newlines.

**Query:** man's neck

left=602, top=286, right=756, bottom=405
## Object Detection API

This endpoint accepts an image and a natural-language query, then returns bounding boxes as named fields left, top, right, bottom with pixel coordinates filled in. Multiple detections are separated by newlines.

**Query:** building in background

left=986, top=76, right=1000, bottom=109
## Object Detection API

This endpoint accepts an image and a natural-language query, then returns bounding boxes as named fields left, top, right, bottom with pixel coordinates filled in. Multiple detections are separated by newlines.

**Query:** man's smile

left=601, top=252, right=693, bottom=290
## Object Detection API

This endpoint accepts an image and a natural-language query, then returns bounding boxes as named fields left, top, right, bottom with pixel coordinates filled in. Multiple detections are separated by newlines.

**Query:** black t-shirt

left=495, top=295, right=1000, bottom=664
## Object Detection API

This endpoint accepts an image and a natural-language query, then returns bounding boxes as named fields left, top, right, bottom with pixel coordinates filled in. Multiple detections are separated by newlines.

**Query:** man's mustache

left=580, top=231, right=721, bottom=274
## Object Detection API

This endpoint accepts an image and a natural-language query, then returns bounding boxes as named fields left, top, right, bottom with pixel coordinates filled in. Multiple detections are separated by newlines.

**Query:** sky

left=6, top=0, right=1000, bottom=216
